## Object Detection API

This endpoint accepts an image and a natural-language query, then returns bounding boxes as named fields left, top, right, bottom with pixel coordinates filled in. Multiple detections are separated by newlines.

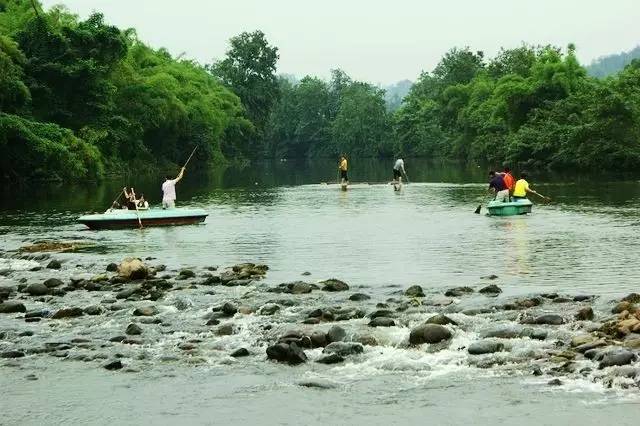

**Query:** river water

left=1, top=160, right=639, bottom=425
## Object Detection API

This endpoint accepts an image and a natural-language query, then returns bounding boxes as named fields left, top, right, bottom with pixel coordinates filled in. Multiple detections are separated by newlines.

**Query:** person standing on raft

left=162, top=167, right=185, bottom=209
left=338, top=154, right=349, bottom=186
left=393, top=158, right=407, bottom=185
left=488, top=171, right=510, bottom=202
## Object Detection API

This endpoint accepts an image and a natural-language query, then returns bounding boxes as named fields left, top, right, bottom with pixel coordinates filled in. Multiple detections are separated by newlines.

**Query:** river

left=0, top=159, right=639, bottom=425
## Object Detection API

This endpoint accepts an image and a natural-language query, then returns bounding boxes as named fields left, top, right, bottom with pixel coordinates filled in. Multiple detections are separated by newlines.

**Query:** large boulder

left=575, top=307, right=594, bottom=321
left=51, top=307, right=83, bottom=319
left=266, top=342, right=307, bottom=365
left=0, top=301, right=26, bottom=314
left=117, top=258, right=150, bottom=281
left=479, top=284, right=502, bottom=295
left=369, top=317, right=395, bottom=327
left=404, top=285, right=425, bottom=297
left=468, top=340, right=504, bottom=355
left=598, top=349, right=637, bottom=369
left=409, top=324, right=452, bottom=345
left=521, top=314, right=565, bottom=325
left=320, top=279, right=349, bottom=292
left=326, top=326, right=346, bottom=343
left=24, top=283, right=49, bottom=296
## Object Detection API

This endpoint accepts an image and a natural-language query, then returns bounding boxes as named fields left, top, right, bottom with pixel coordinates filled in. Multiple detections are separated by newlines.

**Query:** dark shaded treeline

left=1, top=1, right=639, bottom=182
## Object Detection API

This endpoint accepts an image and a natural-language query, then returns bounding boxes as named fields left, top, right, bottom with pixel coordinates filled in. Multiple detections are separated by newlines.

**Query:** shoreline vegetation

left=1, top=1, right=640, bottom=183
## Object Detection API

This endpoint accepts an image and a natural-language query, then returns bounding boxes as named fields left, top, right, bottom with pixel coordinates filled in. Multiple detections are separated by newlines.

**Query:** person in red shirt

left=502, top=166, right=515, bottom=192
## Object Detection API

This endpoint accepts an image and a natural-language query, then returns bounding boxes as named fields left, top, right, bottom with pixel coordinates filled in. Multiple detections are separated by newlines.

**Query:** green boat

left=486, top=199, right=533, bottom=216
left=78, top=207, right=208, bottom=229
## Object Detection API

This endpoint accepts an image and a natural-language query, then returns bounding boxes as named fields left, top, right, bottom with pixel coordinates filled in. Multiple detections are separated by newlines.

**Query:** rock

left=316, top=353, right=344, bottom=364
left=481, top=274, right=499, bottom=280
left=178, top=342, right=197, bottom=351
left=216, top=324, right=234, bottom=336
left=320, top=279, right=349, bottom=292
left=327, top=326, right=347, bottom=343
left=117, top=257, right=149, bottom=281
left=352, top=334, right=378, bottom=346
left=409, top=324, right=452, bottom=345
left=230, top=348, right=250, bottom=358
left=223, top=279, right=252, bottom=287
left=24, top=283, right=49, bottom=296
left=368, top=317, right=395, bottom=327
left=83, top=305, right=104, bottom=316
left=552, top=297, right=572, bottom=303
left=444, top=287, right=474, bottom=297
left=322, top=342, right=364, bottom=356
left=46, top=260, right=62, bottom=270
left=43, top=278, right=63, bottom=288
left=369, top=309, right=394, bottom=319
left=222, top=302, right=238, bottom=317
left=258, top=303, right=280, bottom=316
left=404, top=285, right=425, bottom=297
left=532, top=366, right=543, bottom=376
left=286, top=281, right=313, bottom=294
left=427, top=296, right=454, bottom=306
left=310, top=331, right=328, bottom=348
left=103, top=360, right=123, bottom=370
left=266, top=342, right=307, bottom=365
left=575, top=339, right=607, bottom=353
left=133, top=305, right=158, bottom=317
left=575, top=307, right=594, bottom=321
left=51, top=307, right=83, bottom=319
left=468, top=340, right=504, bottom=355
left=0, top=301, right=26, bottom=314
left=547, top=378, right=562, bottom=386
left=624, top=339, right=640, bottom=349
left=479, top=284, right=502, bottom=295
left=425, top=314, right=458, bottom=326
left=206, top=318, right=220, bottom=326
left=571, top=335, right=596, bottom=347
left=349, top=293, right=371, bottom=301
left=179, top=269, right=196, bottom=279
left=126, top=323, right=143, bottom=335
left=1, top=350, right=25, bottom=358
left=115, top=287, right=139, bottom=300
left=106, top=263, right=118, bottom=272
left=301, top=271, right=311, bottom=276
left=522, top=314, right=565, bottom=325
left=612, top=301, right=633, bottom=314
left=573, top=295, right=593, bottom=302
left=598, top=349, right=637, bottom=369
left=622, top=293, right=640, bottom=304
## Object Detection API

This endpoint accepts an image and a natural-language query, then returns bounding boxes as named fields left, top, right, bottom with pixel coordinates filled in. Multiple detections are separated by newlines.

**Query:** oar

left=182, top=145, right=198, bottom=169
left=105, top=189, right=124, bottom=213
left=133, top=200, right=143, bottom=229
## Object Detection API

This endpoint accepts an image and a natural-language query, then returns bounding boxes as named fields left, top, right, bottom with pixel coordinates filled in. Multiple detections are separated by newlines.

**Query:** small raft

left=486, top=199, right=533, bottom=216
left=78, top=208, right=208, bottom=229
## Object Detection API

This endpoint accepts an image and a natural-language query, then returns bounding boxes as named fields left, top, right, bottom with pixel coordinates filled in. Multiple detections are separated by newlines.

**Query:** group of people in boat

left=488, top=167, right=549, bottom=202
left=111, top=166, right=185, bottom=211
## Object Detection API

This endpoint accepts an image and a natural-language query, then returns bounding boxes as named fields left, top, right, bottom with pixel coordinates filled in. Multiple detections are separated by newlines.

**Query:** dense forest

left=1, top=0, right=640, bottom=181
left=586, top=46, right=640, bottom=78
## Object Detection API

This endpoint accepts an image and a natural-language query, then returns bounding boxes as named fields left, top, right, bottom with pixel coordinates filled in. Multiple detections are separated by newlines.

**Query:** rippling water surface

left=1, top=160, right=640, bottom=425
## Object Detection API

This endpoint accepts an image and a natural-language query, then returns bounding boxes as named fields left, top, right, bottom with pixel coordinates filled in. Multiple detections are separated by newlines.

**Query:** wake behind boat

left=78, top=207, right=208, bottom=229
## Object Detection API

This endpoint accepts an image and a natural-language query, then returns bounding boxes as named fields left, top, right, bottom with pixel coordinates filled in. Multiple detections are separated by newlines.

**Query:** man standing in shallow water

left=162, top=167, right=185, bottom=209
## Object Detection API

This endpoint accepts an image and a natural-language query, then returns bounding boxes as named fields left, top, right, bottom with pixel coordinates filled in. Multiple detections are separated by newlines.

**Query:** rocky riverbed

left=1, top=250, right=639, bottom=393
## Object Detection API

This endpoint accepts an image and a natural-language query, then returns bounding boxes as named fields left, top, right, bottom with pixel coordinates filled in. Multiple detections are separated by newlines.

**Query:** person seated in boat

left=393, top=158, right=407, bottom=185
left=137, top=194, right=149, bottom=210
left=488, top=171, right=509, bottom=202
left=502, top=166, right=515, bottom=194
left=338, top=154, right=349, bottom=186
left=122, top=187, right=139, bottom=210
left=162, top=167, right=185, bottom=209
left=512, top=172, right=550, bottom=201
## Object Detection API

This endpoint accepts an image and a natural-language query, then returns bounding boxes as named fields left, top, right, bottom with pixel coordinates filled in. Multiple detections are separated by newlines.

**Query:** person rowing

left=512, top=172, right=550, bottom=202
left=122, top=187, right=139, bottom=210
left=162, top=167, right=185, bottom=209
left=488, top=171, right=509, bottom=202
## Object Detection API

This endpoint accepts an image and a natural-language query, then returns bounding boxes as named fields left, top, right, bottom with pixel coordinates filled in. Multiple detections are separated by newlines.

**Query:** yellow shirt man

left=513, top=178, right=529, bottom=198
left=339, top=158, right=348, bottom=171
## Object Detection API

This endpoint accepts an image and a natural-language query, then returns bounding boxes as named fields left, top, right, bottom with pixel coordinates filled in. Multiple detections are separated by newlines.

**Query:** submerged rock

left=323, top=342, right=363, bottom=356
left=468, top=340, right=505, bottom=355
left=369, top=317, right=395, bottom=327
left=106, top=263, right=118, bottom=272
left=521, top=314, right=565, bottom=325
left=349, top=293, right=371, bottom=301
left=320, top=279, right=349, bottom=292
left=103, top=360, right=123, bottom=370
left=444, top=287, right=474, bottom=297
left=258, top=303, right=280, bottom=316
left=425, top=314, right=458, bottom=326
left=479, top=284, right=502, bottom=295
left=230, top=348, right=250, bottom=358
left=1, top=350, right=25, bottom=358
left=51, top=307, right=83, bottom=319
left=24, top=283, right=49, bottom=296
left=266, top=342, right=307, bottom=365
left=46, top=260, right=62, bottom=270
left=0, top=301, right=26, bottom=314
left=126, top=323, right=143, bottom=335
left=316, top=353, right=344, bottom=364
left=133, top=305, right=158, bottom=317
left=404, top=285, right=425, bottom=297
left=575, top=307, right=594, bottom=321
left=327, top=325, right=346, bottom=343
left=409, top=324, right=452, bottom=345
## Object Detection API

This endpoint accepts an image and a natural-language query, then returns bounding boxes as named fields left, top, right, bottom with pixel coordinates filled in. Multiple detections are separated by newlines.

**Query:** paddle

left=129, top=188, right=143, bottom=229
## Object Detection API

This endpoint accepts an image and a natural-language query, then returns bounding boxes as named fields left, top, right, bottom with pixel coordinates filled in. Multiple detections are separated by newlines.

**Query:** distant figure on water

left=393, top=158, right=407, bottom=186
left=512, top=172, right=549, bottom=201
left=338, top=154, right=349, bottom=187
left=488, top=171, right=509, bottom=202
left=162, top=167, right=185, bottom=209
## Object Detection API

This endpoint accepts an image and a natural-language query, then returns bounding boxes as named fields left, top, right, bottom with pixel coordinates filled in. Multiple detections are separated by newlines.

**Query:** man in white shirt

left=393, top=158, right=407, bottom=184
left=161, top=167, right=185, bottom=209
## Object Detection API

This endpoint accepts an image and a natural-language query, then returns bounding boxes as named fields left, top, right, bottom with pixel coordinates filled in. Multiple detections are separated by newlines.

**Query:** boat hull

left=486, top=199, right=533, bottom=216
left=78, top=208, right=208, bottom=230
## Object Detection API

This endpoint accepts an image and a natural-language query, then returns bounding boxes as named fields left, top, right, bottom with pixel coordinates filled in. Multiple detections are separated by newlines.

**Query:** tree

left=210, top=30, right=279, bottom=156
